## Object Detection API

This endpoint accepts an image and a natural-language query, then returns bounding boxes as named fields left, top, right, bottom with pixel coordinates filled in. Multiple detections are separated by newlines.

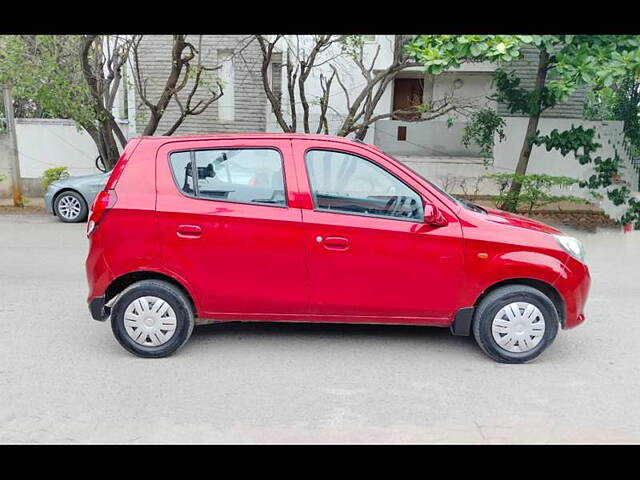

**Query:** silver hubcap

left=124, top=296, right=177, bottom=347
left=491, top=302, right=545, bottom=353
left=58, top=195, right=82, bottom=219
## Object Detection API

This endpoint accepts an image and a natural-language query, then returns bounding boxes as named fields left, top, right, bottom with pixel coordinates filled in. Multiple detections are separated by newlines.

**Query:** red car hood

left=481, top=206, right=562, bottom=234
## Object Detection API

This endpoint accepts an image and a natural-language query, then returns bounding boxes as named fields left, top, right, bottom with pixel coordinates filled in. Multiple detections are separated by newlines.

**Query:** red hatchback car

left=85, top=133, right=590, bottom=363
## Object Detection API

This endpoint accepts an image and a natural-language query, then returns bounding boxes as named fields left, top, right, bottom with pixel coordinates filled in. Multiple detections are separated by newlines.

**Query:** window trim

left=167, top=146, right=289, bottom=209
left=303, top=147, right=425, bottom=223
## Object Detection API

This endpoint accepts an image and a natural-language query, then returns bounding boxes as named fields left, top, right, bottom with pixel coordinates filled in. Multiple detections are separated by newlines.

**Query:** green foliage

left=484, top=173, right=584, bottom=214
left=620, top=197, right=640, bottom=230
left=532, top=122, right=640, bottom=228
left=492, top=69, right=561, bottom=115
left=0, top=35, right=96, bottom=128
left=339, top=35, right=366, bottom=58
left=532, top=126, right=600, bottom=164
left=42, top=167, right=70, bottom=188
left=551, top=36, right=640, bottom=90
left=461, top=108, right=506, bottom=162
left=580, top=153, right=625, bottom=189
left=406, top=35, right=530, bottom=75
left=584, top=77, right=640, bottom=158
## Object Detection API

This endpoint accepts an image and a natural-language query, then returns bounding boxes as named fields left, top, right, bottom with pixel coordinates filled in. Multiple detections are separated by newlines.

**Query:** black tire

left=110, top=280, right=195, bottom=358
left=472, top=284, right=559, bottom=364
left=53, top=190, right=88, bottom=223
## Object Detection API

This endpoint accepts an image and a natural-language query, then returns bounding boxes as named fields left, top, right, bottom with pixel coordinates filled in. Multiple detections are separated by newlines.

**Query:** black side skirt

left=450, top=307, right=474, bottom=336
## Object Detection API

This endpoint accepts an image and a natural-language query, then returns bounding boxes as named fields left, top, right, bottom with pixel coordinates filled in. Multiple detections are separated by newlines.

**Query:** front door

left=298, top=146, right=464, bottom=323
left=155, top=138, right=308, bottom=317
left=392, top=78, right=424, bottom=121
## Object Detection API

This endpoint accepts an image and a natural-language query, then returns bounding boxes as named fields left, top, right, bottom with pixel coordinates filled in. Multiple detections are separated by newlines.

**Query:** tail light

left=87, top=189, right=117, bottom=236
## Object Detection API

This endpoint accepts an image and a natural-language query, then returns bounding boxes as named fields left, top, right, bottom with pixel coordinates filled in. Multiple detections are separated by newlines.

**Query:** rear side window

left=169, top=148, right=286, bottom=207
left=169, top=152, right=195, bottom=195
left=305, top=149, right=423, bottom=221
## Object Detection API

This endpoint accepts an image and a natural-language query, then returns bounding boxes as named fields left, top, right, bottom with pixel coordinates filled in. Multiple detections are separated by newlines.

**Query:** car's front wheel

left=472, top=285, right=559, bottom=363
left=110, top=280, right=195, bottom=358
left=54, top=191, right=88, bottom=223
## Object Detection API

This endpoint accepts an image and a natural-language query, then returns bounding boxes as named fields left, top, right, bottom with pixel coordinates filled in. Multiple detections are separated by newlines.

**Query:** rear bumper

left=553, top=256, right=591, bottom=329
left=85, top=229, right=114, bottom=318
left=89, top=296, right=109, bottom=321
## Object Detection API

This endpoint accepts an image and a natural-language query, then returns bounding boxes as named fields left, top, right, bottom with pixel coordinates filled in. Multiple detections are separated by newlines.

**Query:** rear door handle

left=321, top=236, right=350, bottom=250
left=177, top=224, right=202, bottom=238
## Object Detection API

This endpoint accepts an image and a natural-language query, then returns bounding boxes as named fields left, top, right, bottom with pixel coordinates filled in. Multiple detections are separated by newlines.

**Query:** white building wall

left=265, top=35, right=499, bottom=141
left=14, top=119, right=102, bottom=178
left=11, top=118, right=128, bottom=180
left=399, top=117, right=638, bottom=221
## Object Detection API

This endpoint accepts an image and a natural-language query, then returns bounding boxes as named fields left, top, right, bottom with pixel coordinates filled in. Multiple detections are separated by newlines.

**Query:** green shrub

left=42, top=167, right=70, bottom=188
left=483, top=173, right=586, bottom=214
left=461, top=108, right=506, bottom=163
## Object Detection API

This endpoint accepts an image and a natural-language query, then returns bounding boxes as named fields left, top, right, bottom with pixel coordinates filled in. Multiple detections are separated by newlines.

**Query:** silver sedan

left=44, top=172, right=110, bottom=223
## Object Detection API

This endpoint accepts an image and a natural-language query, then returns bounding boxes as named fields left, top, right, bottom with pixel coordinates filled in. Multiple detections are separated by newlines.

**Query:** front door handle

left=321, top=236, right=350, bottom=250
left=177, top=224, right=202, bottom=238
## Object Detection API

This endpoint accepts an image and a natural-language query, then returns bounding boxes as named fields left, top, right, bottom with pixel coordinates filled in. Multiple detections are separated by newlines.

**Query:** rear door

left=155, top=138, right=308, bottom=317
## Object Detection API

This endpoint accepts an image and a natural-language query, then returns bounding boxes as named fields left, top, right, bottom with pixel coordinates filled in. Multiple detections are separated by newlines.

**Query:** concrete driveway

left=0, top=212, right=638, bottom=443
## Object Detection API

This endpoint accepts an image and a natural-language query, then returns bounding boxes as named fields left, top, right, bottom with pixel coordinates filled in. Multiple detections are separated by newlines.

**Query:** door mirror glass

left=424, top=203, right=448, bottom=226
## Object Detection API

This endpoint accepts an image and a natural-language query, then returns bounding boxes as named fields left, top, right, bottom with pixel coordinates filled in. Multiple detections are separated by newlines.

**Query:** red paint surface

left=86, top=133, right=591, bottom=330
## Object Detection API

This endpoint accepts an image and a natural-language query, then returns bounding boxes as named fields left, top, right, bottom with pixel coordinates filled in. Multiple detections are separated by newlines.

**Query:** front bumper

left=553, top=256, right=591, bottom=329
left=43, top=187, right=57, bottom=214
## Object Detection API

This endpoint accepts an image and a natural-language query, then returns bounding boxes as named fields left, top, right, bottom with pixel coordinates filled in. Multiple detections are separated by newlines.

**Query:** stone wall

left=497, top=45, right=587, bottom=119
left=132, top=35, right=267, bottom=135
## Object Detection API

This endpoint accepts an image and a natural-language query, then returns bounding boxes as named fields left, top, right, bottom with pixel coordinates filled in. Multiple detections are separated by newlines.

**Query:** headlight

left=553, top=234, right=586, bottom=263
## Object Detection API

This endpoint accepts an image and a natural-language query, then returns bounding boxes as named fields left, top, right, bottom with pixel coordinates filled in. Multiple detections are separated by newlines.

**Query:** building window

left=218, top=50, right=235, bottom=122
left=271, top=52, right=283, bottom=102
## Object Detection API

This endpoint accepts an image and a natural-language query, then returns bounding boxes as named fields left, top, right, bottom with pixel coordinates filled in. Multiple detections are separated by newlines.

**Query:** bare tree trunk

left=500, top=49, right=550, bottom=212
left=80, top=35, right=129, bottom=169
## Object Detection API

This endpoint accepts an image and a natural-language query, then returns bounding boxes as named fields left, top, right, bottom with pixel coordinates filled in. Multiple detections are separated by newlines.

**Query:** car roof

left=134, top=132, right=377, bottom=149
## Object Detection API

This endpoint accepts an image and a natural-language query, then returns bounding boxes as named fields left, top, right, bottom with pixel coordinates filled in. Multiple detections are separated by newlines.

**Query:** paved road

left=0, top=213, right=639, bottom=443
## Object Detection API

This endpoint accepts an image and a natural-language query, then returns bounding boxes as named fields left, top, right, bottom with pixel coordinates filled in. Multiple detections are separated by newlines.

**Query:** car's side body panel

left=290, top=139, right=464, bottom=324
left=153, top=138, right=308, bottom=318
left=86, top=133, right=591, bottom=332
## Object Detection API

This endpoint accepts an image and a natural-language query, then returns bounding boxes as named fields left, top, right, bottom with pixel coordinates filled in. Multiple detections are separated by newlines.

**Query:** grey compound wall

left=497, top=45, right=587, bottom=119
left=132, top=35, right=267, bottom=135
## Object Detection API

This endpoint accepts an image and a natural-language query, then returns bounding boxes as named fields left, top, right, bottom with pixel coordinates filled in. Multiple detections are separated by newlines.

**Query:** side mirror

left=424, top=203, right=448, bottom=227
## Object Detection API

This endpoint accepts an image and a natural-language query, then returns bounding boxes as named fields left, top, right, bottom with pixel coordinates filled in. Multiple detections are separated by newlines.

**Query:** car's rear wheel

left=472, top=285, right=559, bottom=363
left=110, top=280, right=195, bottom=358
left=54, top=191, right=88, bottom=223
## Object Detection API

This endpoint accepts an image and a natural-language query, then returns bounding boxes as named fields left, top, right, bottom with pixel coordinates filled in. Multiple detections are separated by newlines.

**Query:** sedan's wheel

left=54, top=191, right=88, bottom=223
left=472, top=285, right=559, bottom=363
left=110, top=280, right=195, bottom=358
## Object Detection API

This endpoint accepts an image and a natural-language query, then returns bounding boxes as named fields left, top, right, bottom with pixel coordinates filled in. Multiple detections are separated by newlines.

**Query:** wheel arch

left=104, top=270, right=198, bottom=317
left=52, top=188, right=88, bottom=213
left=474, top=278, right=566, bottom=327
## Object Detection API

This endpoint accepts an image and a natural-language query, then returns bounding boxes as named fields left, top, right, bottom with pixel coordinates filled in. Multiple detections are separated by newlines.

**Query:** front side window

left=305, top=149, right=423, bottom=221
left=169, top=148, right=286, bottom=206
